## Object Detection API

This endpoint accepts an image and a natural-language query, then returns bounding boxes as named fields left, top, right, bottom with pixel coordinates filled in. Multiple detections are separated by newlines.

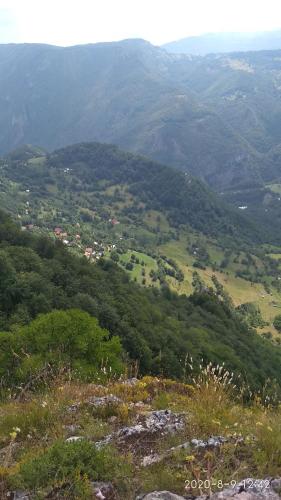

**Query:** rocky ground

left=1, top=376, right=281, bottom=499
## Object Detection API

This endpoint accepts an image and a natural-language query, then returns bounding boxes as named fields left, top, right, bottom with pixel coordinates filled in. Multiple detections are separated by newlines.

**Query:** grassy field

left=118, top=250, right=159, bottom=286
left=267, top=183, right=281, bottom=195
left=160, top=235, right=281, bottom=337
left=144, top=210, right=170, bottom=232
left=268, top=253, right=281, bottom=261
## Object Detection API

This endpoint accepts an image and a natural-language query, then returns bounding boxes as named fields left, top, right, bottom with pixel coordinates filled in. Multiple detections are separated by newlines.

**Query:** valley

left=2, top=143, right=281, bottom=340
left=1, top=27, right=281, bottom=498
left=2, top=41, right=281, bottom=194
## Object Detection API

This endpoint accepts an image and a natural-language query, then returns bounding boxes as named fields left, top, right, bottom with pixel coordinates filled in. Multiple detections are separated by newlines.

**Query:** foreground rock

left=91, top=481, right=116, bottom=499
left=138, top=478, right=281, bottom=499
left=137, top=493, right=185, bottom=500
left=199, top=478, right=281, bottom=499
left=87, top=395, right=123, bottom=408
left=8, top=478, right=281, bottom=499
left=67, top=394, right=123, bottom=413
left=137, top=493, right=186, bottom=499
left=7, top=493, right=30, bottom=500
left=8, top=482, right=117, bottom=500
left=96, top=410, right=185, bottom=451
left=141, top=435, right=241, bottom=467
left=191, top=436, right=229, bottom=449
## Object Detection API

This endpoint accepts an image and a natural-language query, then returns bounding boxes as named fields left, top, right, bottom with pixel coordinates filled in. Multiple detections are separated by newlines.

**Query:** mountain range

left=2, top=40, right=281, bottom=193
left=163, top=29, right=281, bottom=55
left=2, top=36, right=281, bottom=498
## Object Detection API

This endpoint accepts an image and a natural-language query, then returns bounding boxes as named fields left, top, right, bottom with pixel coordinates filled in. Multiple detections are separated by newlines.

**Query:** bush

left=10, top=440, right=131, bottom=498
left=273, top=314, right=281, bottom=332
left=0, top=310, right=124, bottom=389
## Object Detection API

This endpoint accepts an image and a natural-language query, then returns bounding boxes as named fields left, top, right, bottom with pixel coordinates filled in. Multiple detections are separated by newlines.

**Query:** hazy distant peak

left=163, top=29, right=281, bottom=55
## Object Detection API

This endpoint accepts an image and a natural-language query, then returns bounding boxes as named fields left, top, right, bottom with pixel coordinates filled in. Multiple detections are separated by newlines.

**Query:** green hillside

left=0, top=208, right=281, bottom=391
left=2, top=42, right=281, bottom=192
left=1, top=142, right=262, bottom=241
left=2, top=142, right=281, bottom=339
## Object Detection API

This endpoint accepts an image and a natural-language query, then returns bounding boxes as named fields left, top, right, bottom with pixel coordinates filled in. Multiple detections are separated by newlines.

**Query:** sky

left=1, top=0, right=281, bottom=46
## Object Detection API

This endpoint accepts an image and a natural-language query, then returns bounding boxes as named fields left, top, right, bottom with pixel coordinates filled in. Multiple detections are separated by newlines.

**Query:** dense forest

left=48, top=143, right=260, bottom=240
left=0, top=209, right=281, bottom=394
left=1, top=41, right=281, bottom=194
left=2, top=142, right=267, bottom=244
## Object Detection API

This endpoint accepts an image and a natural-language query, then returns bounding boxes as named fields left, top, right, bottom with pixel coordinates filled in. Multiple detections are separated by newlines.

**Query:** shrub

left=0, top=310, right=124, bottom=389
left=10, top=440, right=131, bottom=498
left=273, top=314, right=281, bottom=332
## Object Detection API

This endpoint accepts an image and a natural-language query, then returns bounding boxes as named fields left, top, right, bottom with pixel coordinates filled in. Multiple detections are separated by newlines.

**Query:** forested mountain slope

left=0, top=208, right=280, bottom=390
left=1, top=142, right=262, bottom=242
left=2, top=42, right=281, bottom=190
left=3, top=142, right=281, bottom=339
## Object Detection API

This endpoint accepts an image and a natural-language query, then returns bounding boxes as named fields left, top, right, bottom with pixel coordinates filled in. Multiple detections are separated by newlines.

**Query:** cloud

left=0, top=0, right=281, bottom=46
left=0, top=6, right=19, bottom=42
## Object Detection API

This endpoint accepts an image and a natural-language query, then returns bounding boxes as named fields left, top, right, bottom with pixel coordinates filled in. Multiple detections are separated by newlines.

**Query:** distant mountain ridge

left=163, top=30, right=281, bottom=55
left=1, top=41, right=281, bottom=191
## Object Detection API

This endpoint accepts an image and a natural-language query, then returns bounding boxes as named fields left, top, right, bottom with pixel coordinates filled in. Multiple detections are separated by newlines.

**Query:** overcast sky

left=0, top=0, right=281, bottom=46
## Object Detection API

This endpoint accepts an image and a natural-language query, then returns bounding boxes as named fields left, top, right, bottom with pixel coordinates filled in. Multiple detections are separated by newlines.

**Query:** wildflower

left=267, top=426, right=273, bottom=432
left=9, top=431, right=17, bottom=440
left=185, top=455, right=196, bottom=462
left=41, top=401, right=47, bottom=408
left=138, top=381, right=147, bottom=388
left=256, top=421, right=263, bottom=427
left=175, top=472, right=184, bottom=480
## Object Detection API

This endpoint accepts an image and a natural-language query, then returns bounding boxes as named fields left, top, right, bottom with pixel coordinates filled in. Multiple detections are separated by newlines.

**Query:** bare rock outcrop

left=96, top=409, right=185, bottom=450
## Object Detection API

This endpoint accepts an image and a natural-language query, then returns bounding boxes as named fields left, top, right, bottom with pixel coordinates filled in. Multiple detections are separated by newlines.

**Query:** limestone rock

left=141, top=435, right=231, bottom=467
left=137, top=478, right=281, bottom=500
left=191, top=436, right=228, bottom=449
left=96, top=409, right=185, bottom=449
left=141, top=441, right=190, bottom=467
left=92, top=481, right=116, bottom=499
left=203, top=478, right=281, bottom=499
left=65, top=435, right=84, bottom=443
left=122, top=377, right=139, bottom=386
left=7, top=492, right=30, bottom=500
left=137, top=492, right=185, bottom=500
left=87, top=395, right=122, bottom=407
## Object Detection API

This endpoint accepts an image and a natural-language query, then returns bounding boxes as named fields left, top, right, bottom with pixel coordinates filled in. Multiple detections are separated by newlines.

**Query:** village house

left=109, top=218, right=120, bottom=226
